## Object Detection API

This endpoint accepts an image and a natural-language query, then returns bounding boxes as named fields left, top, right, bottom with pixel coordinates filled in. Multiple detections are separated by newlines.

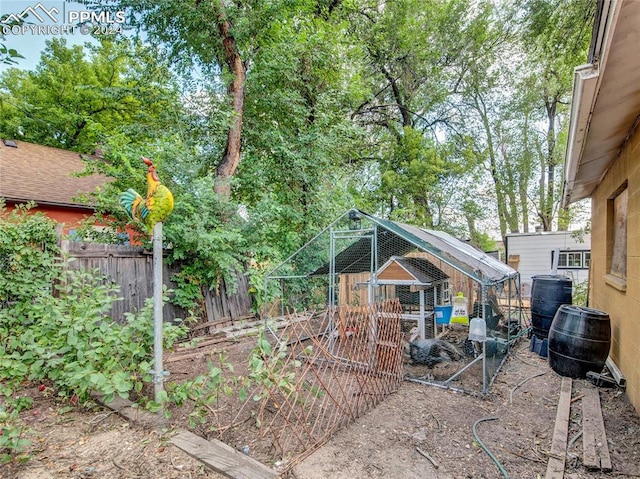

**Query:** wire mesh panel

left=249, top=300, right=403, bottom=472
left=263, top=210, right=522, bottom=397
left=265, top=212, right=379, bottom=313
left=403, top=282, right=517, bottom=393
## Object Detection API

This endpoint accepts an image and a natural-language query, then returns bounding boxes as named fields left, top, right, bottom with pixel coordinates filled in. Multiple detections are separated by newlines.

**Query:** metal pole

left=482, top=340, right=487, bottom=394
left=481, top=285, right=487, bottom=394
left=329, top=226, right=336, bottom=351
left=443, top=353, right=483, bottom=385
left=263, top=275, right=268, bottom=329
left=373, top=225, right=379, bottom=291
left=153, top=222, right=164, bottom=402
left=507, top=277, right=512, bottom=348
left=419, top=289, right=425, bottom=340
left=329, top=226, right=335, bottom=310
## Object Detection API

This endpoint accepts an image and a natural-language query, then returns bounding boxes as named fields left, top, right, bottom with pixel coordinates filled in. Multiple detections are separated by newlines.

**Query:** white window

left=552, top=250, right=590, bottom=270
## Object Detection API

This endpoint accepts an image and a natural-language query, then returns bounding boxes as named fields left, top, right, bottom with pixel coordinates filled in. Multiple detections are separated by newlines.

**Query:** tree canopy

left=0, top=0, right=595, bottom=310
left=0, top=37, right=182, bottom=152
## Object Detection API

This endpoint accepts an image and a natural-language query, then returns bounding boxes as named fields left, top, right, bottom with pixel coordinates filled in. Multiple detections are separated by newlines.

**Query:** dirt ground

left=292, top=341, right=640, bottom=479
left=3, top=335, right=640, bottom=479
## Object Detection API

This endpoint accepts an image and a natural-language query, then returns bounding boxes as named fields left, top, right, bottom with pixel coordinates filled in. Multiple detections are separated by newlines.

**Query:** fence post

left=153, top=222, right=165, bottom=402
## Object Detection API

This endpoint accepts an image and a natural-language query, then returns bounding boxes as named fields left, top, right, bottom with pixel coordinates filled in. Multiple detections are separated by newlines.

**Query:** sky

left=0, top=1, right=116, bottom=73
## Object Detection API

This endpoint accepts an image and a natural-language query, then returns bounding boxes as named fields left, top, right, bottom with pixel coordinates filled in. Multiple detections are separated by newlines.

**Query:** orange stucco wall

left=589, top=124, right=640, bottom=412
left=5, top=202, right=97, bottom=234
left=4, top=202, right=136, bottom=242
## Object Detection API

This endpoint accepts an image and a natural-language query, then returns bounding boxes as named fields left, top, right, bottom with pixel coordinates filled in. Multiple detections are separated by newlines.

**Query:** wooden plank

left=180, top=315, right=299, bottom=347
left=190, top=315, right=257, bottom=334
left=94, top=395, right=276, bottom=478
left=582, top=386, right=613, bottom=471
left=170, top=428, right=277, bottom=479
left=605, top=356, right=626, bottom=388
left=92, top=393, right=167, bottom=431
left=67, top=250, right=149, bottom=258
left=191, top=318, right=232, bottom=333
left=545, top=377, right=572, bottom=479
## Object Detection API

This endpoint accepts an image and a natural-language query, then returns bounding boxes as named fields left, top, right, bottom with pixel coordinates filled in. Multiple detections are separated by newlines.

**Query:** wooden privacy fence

left=61, top=241, right=253, bottom=325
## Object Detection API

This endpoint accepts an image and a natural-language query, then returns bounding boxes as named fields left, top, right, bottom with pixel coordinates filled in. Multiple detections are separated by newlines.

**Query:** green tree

left=109, top=0, right=270, bottom=198
left=0, top=15, right=24, bottom=65
left=437, top=1, right=523, bottom=242
left=443, top=0, right=593, bottom=241
left=237, top=1, right=365, bottom=250
left=0, top=202, right=59, bottom=311
left=517, top=0, right=595, bottom=231
left=0, top=37, right=181, bottom=153
left=104, top=1, right=366, bottom=253
left=2, top=0, right=597, bottom=269
left=345, top=0, right=494, bottom=232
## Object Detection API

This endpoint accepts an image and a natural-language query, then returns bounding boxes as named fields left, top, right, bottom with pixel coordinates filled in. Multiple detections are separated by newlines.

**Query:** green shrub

left=0, top=202, right=60, bottom=312
left=1, top=268, right=187, bottom=401
left=0, top=203, right=188, bottom=461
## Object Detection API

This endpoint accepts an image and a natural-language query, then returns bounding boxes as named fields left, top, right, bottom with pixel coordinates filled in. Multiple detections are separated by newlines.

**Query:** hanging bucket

left=435, top=305, right=453, bottom=325
left=530, top=275, right=572, bottom=339
left=548, top=305, right=611, bottom=379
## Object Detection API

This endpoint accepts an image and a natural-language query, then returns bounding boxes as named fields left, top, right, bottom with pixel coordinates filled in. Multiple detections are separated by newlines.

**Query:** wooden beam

left=166, top=349, right=223, bottom=363
left=605, top=356, right=626, bottom=388
left=95, top=394, right=277, bottom=478
left=582, top=386, right=613, bottom=471
left=170, top=428, right=277, bottom=479
left=545, top=377, right=572, bottom=479
left=92, top=393, right=167, bottom=431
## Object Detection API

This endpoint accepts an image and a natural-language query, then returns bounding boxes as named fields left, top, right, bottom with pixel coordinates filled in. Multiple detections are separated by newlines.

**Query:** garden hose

left=472, top=416, right=509, bottom=479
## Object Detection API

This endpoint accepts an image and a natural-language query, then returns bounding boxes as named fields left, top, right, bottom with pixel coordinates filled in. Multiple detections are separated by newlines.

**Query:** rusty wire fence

left=241, top=299, right=403, bottom=472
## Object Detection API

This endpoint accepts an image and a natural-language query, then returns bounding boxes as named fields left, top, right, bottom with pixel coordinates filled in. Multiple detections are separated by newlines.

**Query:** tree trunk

left=520, top=119, right=531, bottom=233
left=474, top=94, right=508, bottom=241
left=540, top=95, right=558, bottom=231
left=465, top=211, right=477, bottom=243
left=70, top=119, right=87, bottom=147
left=519, top=184, right=529, bottom=233
left=211, top=0, right=246, bottom=199
left=499, top=138, right=520, bottom=233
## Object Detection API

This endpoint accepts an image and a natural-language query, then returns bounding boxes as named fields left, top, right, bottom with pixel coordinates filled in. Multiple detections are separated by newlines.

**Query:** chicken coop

left=262, top=209, right=523, bottom=395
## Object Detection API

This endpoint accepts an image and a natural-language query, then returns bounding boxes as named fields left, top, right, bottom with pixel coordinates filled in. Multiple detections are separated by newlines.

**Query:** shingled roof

left=0, top=139, right=108, bottom=208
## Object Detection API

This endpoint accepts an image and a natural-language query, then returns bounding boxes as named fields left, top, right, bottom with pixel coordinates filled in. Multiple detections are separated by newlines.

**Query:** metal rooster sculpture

left=119, top=156, right=174, bottom=401
left=119, top=157, right=174, bottom=235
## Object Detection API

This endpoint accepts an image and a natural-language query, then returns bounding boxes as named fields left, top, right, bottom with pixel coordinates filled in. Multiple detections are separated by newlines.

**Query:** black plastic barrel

left=530, top=275, right=572, bottom=339
left=548, top=305, right=611, bottom=379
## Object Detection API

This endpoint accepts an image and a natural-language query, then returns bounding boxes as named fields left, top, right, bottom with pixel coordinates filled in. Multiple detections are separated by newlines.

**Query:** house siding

left=5, top=202, right=96, bottom=235
left=590, top=124, right=640, bottom=412
left=505, top=231, right=590, bottom=298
